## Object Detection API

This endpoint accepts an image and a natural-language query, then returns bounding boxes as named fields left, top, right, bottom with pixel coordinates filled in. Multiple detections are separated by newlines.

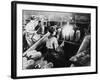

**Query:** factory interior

left=22, top=10, right=91, bottom=69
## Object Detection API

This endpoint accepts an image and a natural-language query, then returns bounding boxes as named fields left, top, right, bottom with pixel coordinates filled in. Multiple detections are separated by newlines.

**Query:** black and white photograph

left=22, top=10, right=91, bottom=69
left=11, top=1, right=97, bottom=79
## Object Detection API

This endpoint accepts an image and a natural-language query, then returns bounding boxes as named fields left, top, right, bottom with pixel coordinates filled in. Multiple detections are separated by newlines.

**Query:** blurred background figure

left=35, top=20, right=45, bottom=35
left=24, top=16, right=39, bottom=47
left=25, top=16, right=38, bottom=34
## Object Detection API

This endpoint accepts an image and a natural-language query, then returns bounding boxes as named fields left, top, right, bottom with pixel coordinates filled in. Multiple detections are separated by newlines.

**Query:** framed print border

left=11, top=1, right=98, bottom=79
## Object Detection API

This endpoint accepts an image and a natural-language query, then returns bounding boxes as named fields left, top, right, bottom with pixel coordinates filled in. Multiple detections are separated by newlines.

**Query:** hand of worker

left=26, top=50, right=42, bottom=60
